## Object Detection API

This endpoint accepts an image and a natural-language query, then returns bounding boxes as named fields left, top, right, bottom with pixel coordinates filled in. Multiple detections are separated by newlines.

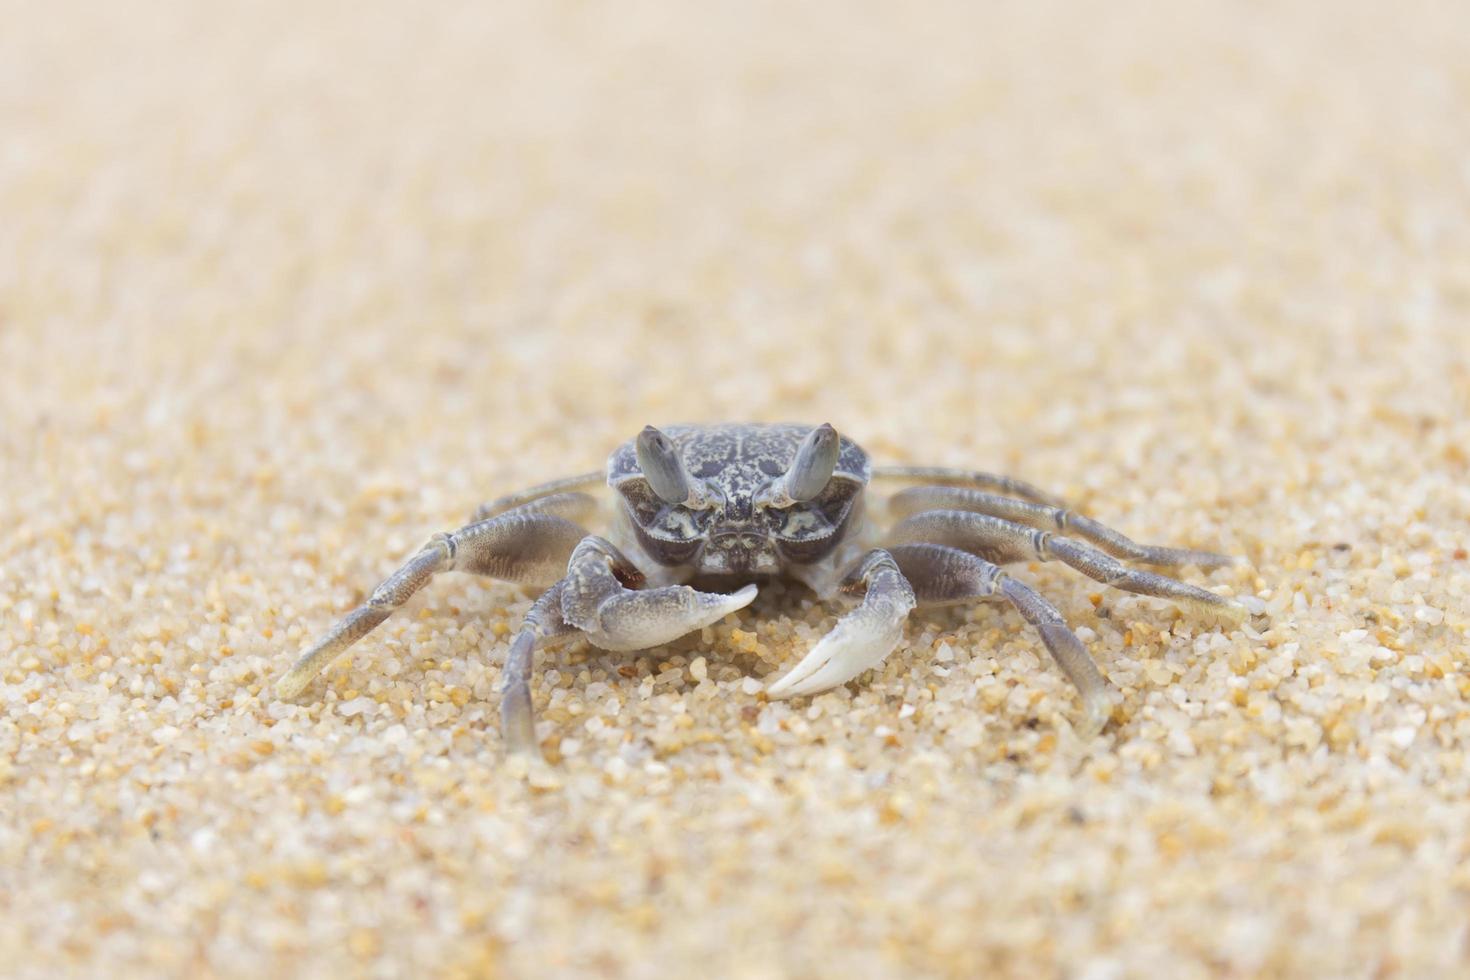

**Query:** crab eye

left=756, top=423, right=840, bottom=510
left=636, top=425, right=716, bottom=509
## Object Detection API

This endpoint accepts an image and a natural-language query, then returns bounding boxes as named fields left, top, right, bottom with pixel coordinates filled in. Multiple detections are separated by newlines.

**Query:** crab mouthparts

left=703, top=530, right=778, bottom=575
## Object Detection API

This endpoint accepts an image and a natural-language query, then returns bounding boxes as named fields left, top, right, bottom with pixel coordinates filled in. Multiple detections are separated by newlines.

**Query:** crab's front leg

left=499, top=581, right=578, bottom=756
left=499, top=537, right=755, bottom=758
left=558, top=536, right=757, bottom=651
left=275, top=498, right=596, bottom=699
left=766, top=549, right=917, bottom=698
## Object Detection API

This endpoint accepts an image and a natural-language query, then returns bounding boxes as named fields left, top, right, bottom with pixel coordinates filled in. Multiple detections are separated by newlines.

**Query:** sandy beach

left=4, top=1, right=1470, bottom=975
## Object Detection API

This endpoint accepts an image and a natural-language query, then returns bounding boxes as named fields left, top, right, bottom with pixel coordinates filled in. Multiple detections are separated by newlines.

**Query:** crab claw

left=579, top=583, right=758, bottom=652
left=766, top=550, right=916, bottom=698
left=559, top=535, right=757, bottom=652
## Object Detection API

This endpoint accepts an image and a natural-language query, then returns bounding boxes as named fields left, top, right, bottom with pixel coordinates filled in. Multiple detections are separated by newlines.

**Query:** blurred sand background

left=4, top=0, right=1470, bottom=976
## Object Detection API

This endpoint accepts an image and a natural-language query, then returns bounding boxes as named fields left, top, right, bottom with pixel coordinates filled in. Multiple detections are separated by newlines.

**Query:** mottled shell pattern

left=608, top=423, right=871, bottom=575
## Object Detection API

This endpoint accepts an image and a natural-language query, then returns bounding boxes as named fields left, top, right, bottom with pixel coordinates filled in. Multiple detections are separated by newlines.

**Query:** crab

left=277, top=422, right=1246, bottom=756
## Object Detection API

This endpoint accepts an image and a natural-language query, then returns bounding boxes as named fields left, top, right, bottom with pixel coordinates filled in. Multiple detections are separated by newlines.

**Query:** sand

left=4, top=0, right=1470, bottom=976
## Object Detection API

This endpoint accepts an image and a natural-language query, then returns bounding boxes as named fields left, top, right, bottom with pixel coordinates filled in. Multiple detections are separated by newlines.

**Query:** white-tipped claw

left=766, top=559, right=914, bottom=698
left=586, top=583, right=757, bottom=652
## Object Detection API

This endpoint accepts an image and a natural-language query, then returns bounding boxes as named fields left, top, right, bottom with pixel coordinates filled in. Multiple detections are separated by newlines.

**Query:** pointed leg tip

left=1179, top=591, right=1251, bottom=626
left=1210, top=553, right=1252, bottom=572
left=1074, top=693, right=1117, bottom=739
left=504, top=740, right=546, bottom=764
left=1238, top=595, right=1269, bottom=621
left=526, top=763, right=563, bottom=790
left=1217, top=597, right=1251, bottom=625
left=1132, top=545, right=1241, bottom=571
left=505, top=750, right=560, bottom=788
left=1073, top=715, right=1107, bottom=740
left=274, top=672, right=310, bottom=701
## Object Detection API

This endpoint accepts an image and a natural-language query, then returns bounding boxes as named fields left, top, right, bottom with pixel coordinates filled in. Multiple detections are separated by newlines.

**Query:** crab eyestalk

left=756, top=422, right=840, bottom=510
left=636, top=425, right=716, bottom=509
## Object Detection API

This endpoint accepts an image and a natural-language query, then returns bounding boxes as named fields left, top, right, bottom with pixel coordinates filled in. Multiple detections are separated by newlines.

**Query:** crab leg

left=473, top=475, right=605, bottom=521
left=889, top=543, right=1116, bottom=736
left=558, top=536, right=758, bottom=651
left=275, top=508, right=590, bottom=699
left=870, top=465, right=1063, bottom=507
left=497, top=536, right=754, bottom=757
left=890, top=486, right=1235, bottom=568
left=766, top=549, right=916, bottom=698
left=500, top=581, right=580, bottom=757
left=889, top=510, right=1247, bottom=622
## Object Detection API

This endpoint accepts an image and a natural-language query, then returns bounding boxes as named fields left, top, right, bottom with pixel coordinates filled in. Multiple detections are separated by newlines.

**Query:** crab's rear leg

left=766, top=549, right=917, bottom=698
left=890, top=510, right=1248, bottom=623
left=275, top=503, right=594, bottom=699
left=473, top=472, right=605, bottom=522
left=889, top=485, right=1235, bottom=569
left=888, top=543, right=1117, bottom=736
left=870, top=465, right=1064, bottom=507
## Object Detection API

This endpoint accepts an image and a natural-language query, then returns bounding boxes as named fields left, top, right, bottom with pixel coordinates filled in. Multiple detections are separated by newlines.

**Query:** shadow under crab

left=277, top=422, right=1247, bottom=757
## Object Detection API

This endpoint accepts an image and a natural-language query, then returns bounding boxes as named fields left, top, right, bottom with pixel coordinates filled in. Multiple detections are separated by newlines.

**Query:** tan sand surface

left=4, top=1, right=1470, bottom=975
